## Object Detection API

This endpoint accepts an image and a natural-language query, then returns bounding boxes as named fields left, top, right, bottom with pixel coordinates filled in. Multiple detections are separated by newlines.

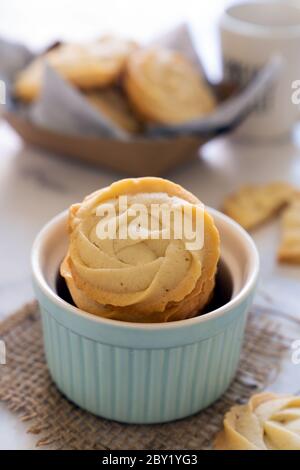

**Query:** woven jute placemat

left=0, top=301, right=291, bottom=450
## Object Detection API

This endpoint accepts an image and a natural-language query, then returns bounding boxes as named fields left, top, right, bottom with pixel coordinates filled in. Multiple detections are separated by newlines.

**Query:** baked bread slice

left=278, top=194, right=300, bottom=264
left=15, top=36, right=138, bottom=101
left=223, top=182, right=294, bottom=230
left=84, top=88, right=142, bottom=134
left=124, top=47, right=216, bottom=125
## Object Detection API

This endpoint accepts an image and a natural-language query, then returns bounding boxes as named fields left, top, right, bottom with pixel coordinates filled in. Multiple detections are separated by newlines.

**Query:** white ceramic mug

left=220, top=0, right=300, bottom=139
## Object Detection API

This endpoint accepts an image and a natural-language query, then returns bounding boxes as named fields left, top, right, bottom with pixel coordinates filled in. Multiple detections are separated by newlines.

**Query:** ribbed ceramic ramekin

left=31, top=208, right=259, bottom=424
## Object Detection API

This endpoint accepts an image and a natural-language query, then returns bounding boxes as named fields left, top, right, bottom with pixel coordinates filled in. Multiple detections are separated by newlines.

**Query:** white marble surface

left=0, top=0, right=300, bottom=450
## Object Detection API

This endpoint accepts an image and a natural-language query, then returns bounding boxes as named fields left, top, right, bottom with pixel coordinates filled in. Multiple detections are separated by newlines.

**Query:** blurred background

left=0, top=0, right=227, bottom=81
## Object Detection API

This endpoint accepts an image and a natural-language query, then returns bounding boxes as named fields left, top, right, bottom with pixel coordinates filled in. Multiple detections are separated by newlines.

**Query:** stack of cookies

left=60, top=177, right=220, bottom=323
left=14, top=35, right=216, bottom=135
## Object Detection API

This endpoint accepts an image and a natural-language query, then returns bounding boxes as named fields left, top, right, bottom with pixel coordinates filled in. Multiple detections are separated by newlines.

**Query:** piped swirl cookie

left=15, top=36, right=138, bottom=102
left=215, top=392, right=300, bottom=450
left=61, top=177, right=220, bottom=323
left=124, top=47, right=216, bottom=125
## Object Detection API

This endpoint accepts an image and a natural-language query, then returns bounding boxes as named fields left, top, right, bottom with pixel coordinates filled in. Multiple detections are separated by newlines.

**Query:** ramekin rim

left=31, top=208, right=259, bottom=332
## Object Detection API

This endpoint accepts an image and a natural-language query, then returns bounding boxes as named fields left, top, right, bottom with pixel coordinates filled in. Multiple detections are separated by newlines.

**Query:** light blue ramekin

left=31, top=208, right=259, bottom=424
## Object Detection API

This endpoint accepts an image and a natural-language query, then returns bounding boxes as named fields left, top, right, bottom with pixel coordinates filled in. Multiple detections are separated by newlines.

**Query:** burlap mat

left=0, top=301, right=291, bottom=450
